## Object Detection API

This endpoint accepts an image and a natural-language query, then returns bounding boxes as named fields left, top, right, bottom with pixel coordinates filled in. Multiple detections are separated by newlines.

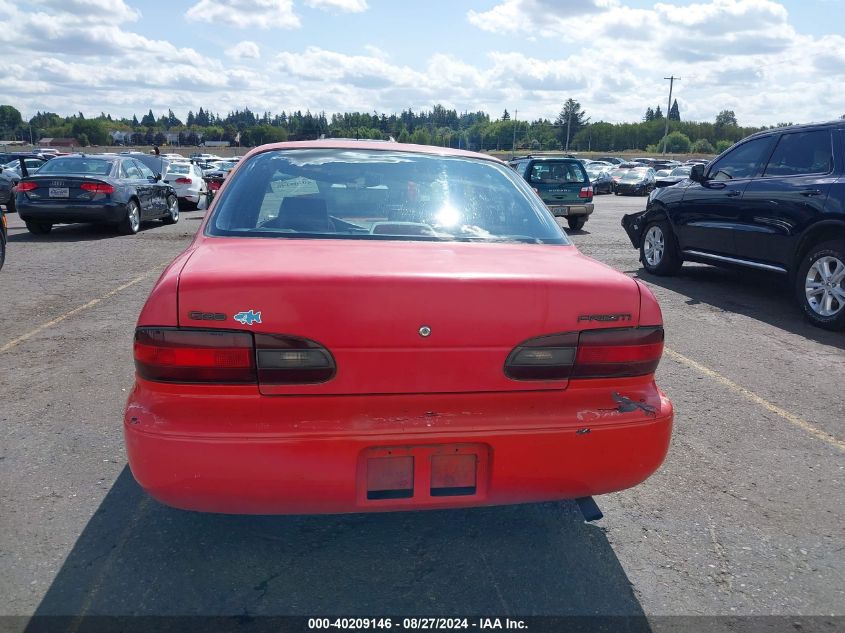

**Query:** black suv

left=622, top=120, right=845, bottom=330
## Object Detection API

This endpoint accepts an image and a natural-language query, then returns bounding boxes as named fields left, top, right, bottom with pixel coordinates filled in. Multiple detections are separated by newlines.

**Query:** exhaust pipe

left=576, top=496, right=603, bottom=522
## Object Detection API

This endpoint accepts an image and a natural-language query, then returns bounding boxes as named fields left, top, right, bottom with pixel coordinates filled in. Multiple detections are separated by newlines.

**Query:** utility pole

left=662, top=75, right=680, bottom=155
left=512, top=109, right=518, bottom=158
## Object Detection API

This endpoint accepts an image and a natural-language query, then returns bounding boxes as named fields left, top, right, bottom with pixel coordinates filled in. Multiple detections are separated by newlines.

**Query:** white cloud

left=226, top=40, right=261, bottom=59
left=304, top=0, right=368, bottom=12
left=185, top=0, right=300, bottom=29
left=29, top=0, right=140, bottom=22
left=468, top=0, right=619, bottom=36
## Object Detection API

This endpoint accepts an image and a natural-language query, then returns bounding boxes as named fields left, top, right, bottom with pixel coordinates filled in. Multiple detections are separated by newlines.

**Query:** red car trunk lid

left=177, top=238, right=642, bottom=395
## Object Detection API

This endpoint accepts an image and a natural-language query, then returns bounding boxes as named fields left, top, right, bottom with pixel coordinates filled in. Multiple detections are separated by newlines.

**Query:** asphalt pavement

left=0, top=194, right=843, bottom=631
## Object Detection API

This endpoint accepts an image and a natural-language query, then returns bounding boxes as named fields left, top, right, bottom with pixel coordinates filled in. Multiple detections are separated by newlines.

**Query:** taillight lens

left=579, top=186, right=593, bottom=199
left=133, top=328, right=336, bottom=385
left=80, top=182, right=115, bottom=194
left=505, top=333, right=578, bottom=380
left=255, top=334, right=336, bottom=384
left=16, top=181, right=37, bottom=192
left=175, top=177, right=192, bottom=184
left=573, top=327, right=664, bottom=378
left=505, top=327, right=664, bottom=381
left=134, top=328, right=255, bottom=383
left=208, top=180, right=221, bottom=191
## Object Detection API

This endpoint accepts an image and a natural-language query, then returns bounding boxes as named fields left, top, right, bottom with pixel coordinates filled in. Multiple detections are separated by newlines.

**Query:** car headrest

left=274, top=197, right=330, bottom=232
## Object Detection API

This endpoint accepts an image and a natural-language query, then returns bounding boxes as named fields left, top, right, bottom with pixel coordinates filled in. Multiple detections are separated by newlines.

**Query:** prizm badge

left=233, top=310, right=262, bottom=326
left=578, top=313, right=632, bottom=323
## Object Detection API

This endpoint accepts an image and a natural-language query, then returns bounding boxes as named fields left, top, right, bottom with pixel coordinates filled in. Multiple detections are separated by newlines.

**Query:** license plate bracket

left=357, top=443, right=488, bottom=506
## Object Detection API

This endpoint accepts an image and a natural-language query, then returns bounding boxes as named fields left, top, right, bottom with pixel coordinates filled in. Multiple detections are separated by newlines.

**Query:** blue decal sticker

left=233, top=310, right=262, bottom=326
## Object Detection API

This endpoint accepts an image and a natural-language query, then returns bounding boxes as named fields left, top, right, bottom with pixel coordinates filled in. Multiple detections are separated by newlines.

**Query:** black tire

left=162, top=194, right=179, bottom=225
left=0, top=235, right=5, bottom=272
left=118, top=199, right=141, bottom=235
left=567, top=216, right=587, bottom=231
left=795, top=240, right=845, bottom=331
left=25, top=220, right=52, bottom=235
left=639, top=219, right=682, bottom=276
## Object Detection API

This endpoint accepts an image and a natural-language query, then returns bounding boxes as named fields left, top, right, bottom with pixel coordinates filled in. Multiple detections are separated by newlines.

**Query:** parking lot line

left=0, top=268, right=162, bottom=354
left=664, top=347, right=845, bottom=453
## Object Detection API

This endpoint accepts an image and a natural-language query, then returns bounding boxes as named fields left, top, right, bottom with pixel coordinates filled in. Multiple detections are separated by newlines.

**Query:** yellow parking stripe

left=664, top=347, right=845, bottom=453
left=0, top=268, right=160, bottom=354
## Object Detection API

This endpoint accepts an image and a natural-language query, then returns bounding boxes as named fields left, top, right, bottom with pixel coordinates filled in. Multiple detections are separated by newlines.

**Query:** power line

left=662, top=75, right=680, bottom=155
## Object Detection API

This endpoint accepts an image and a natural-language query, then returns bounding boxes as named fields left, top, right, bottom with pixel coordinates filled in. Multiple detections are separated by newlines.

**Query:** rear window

left=207, top=149, right=566, bottom=244
left=528, top=161, right=587, bottom=184
left=37, top=158, right=113, bottom=176
left=167, top=164, right=190, bottom=175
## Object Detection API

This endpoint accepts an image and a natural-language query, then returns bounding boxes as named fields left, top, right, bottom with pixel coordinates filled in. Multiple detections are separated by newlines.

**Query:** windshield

left=36, top=158, right=113, bottom=175
left=622, top=170, right=648, bottom=181
left=167, top=164, right=191, bottom=175
left=207, top=149, right=566, bottom=244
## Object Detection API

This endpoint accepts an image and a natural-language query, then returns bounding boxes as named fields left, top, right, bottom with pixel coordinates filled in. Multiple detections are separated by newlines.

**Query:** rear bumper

left=125, top=377, right=673, bottom=514
left=17, top=199, right=127, bottom=224
left=546, top=203, right=594, bottom=217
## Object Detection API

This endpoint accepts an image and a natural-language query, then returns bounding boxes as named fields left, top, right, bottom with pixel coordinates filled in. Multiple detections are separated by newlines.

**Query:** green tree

left=140, top=109, right=156, bottom=127
left=658, top=131, right=691, bottom=153
left=715, top=110, right=738, bottom=128
left=644, top=107, right=655, bottom=122
left=690, top=138, right=714, bottom=154
left=0, top=105, right=23, bottom=138
left=77, top=133, right=89, bottom=147
left=715, top=139, right=733, bottom=153
left=654, top=105, right=664, bottom=119
left=555, top=98, right=589, bottom=150
left=669, top=99, right=680, bottom=121
left=501, top=109, right=510, bottom=120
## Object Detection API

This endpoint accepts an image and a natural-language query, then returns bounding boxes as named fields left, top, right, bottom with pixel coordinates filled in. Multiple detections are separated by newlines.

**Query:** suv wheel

left=640, top=220, right=682, bottom=275
left=567, top=216, right=586, bottom=231
left=25, top=220, right=52, bottom=235
left=797, top=240, right=845, bottom=330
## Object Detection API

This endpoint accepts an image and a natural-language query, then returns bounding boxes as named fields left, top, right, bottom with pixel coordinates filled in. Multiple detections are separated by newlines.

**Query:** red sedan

left=124, top=141, right=673, bottom=514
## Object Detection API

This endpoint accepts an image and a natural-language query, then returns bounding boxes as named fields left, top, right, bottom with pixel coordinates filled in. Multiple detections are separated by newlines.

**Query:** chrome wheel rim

left=643, top=226, right=665, bottom=267
left=805, top=255, right=845, bottom=317
left=128, top=203, right=140, bottom=232
left=168, top=196, right=179, bottom=221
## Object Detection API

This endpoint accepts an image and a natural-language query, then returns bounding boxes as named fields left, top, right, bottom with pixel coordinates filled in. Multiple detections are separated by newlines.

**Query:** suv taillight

left=505, top=327, right=663, bottom=381
left=579, top=186, right=593, bottom=199
left=133, top=328, right=336, bottom=385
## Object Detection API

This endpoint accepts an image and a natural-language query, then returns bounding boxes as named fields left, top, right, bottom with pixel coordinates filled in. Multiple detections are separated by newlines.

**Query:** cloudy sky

left=1, top=0, right=843, bottom=127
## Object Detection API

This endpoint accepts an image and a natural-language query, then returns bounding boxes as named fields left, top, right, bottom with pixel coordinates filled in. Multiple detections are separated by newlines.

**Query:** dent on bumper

left=124, top=378, right=673, bottom=514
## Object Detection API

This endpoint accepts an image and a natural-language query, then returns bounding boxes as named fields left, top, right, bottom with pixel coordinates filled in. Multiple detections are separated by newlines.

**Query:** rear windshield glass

left=528, top=161, right=586, bottom=184
left=207, top=149, right=566, bottom=244
left=37, top=158, right=113, bottom=176
left=622, top=170, right=648, bottom=180
left=167, top=164, right=190, bottom=174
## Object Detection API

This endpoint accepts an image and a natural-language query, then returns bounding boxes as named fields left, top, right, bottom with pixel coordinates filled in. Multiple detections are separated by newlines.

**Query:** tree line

left=0, top=101, right=786, bottom=154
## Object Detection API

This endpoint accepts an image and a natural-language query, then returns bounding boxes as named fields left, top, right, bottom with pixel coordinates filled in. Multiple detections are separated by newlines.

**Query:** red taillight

left=134, top=328, right=255, bottom=383
left=16, top=181, right=38, bottom=192
left=175, top=177, right=192, bottom=184
left=133, top=328, right=336, bottom=385
left=80, top=182, right=115, bottom=194
left=505, top=327, right=664, bottom=381
left=208, top=180, right=221, bottom=191
left=579, top=186, right=593, bottom=199
left=573, top=327, right=664, bottom=378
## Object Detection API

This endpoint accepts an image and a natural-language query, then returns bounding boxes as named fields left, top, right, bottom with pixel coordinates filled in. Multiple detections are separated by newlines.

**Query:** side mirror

left=155, top=173, right=162, bottom=182
left=689, top=164, right=705, bottom=182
